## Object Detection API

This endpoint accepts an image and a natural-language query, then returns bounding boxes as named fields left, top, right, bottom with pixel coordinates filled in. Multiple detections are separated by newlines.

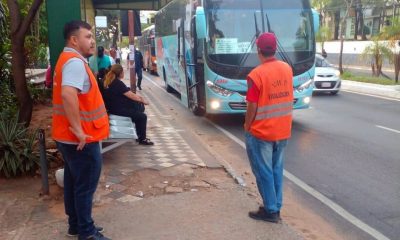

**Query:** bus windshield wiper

left=264, top=10, right=294, bottom=70
left=235, top=11, right=260, bottom=78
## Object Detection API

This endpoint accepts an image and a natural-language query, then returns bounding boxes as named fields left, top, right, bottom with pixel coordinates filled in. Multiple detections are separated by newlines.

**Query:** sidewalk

left=0, top=78, right=302, bottom=240
left=341, top=79, right=400, bottom=99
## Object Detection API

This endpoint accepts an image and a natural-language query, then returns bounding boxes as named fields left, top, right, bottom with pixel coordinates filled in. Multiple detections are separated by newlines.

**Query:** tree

left=361, top=37, right=393, bottom=76
left=95, top=10, right=119, bottom=49
left=6, top=0, right=43, bottom=126
left=316, top=26, right=332, bottom=51
left=311, top=0, right=332, bottom=25
left=380, top=16, right=400, bottom=82
left=339, top=0, right=356, bottom=74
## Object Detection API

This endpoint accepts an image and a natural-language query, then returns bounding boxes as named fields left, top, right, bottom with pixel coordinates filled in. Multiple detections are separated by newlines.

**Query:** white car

left=313, top=54, right=341, bottom=95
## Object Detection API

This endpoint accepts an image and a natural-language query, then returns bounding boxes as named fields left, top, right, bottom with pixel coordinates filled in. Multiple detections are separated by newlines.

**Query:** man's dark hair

left=63, top=20, right=92, bottom=40
left=259, top=49, right=276, bottom=58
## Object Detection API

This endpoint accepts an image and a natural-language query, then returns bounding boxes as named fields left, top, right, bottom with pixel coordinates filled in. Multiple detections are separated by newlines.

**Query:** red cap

left=256, top=32, right=277, bottom=53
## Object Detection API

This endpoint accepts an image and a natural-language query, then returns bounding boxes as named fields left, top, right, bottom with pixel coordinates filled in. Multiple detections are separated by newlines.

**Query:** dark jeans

left=111, top=109, right=148, bottom=141
left=136, top=68, right=143, bottom=88
left=56, top=142, right=102, bottom=238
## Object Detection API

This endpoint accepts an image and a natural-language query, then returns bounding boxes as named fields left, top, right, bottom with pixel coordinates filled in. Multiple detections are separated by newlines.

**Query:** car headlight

left=207, top=80, right=234, bottom=97
left=295, top=79, right=313, bottom=92
left=335, top=70, right=340, bottom=77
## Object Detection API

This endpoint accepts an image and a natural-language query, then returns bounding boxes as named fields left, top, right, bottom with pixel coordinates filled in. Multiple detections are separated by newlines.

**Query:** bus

left=155, top=0, right=319, bottom=115
left=137, top=25, right=157, bottom=75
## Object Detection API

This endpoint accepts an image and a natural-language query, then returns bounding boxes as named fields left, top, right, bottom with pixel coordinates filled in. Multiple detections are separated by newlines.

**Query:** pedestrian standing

left=134, top=48, right=144, bottom=90
left=115, top=47, right=122, bottom=64
left=52, top=20, right=111, bottom=240
left=244, top=32, right=294, bottom=223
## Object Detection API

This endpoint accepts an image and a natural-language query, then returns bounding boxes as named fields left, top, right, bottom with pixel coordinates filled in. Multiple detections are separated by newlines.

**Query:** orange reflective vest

left=248, top=59, right=294, bottom=141
left=52, top=51, right=109, bottom=143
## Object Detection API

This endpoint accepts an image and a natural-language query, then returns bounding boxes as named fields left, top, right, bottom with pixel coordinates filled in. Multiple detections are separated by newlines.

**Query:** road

left=209, top=91, right=400, bottom=240
left=144, top=72, right=399, bottom=239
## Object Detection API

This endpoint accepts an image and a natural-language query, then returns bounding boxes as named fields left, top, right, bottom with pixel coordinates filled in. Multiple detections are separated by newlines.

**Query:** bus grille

left=229, top=102, right=247, bottom=110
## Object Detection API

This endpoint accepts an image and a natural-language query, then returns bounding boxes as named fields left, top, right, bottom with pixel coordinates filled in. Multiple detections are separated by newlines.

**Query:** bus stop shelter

left=46, top=0, right=172, bottom=68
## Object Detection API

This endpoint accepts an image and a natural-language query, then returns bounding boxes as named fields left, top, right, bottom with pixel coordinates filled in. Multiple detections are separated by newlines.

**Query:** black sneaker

left=67, top=226, right=104, bottom=237
left=259, top=206, right=281, bottom=220
left=249, top=207, right=279, bottom=223
left=78, top=231, right=111, bottom=240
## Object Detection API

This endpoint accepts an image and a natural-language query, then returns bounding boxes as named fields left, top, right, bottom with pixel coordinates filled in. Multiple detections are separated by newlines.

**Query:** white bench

left=56, top=114, right=138, bottom=188
left=100, top=114, right=138, bottom=154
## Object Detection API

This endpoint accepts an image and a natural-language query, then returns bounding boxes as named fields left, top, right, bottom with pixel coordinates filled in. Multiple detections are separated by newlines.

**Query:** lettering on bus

left=216, top=79, right=228, bottom=84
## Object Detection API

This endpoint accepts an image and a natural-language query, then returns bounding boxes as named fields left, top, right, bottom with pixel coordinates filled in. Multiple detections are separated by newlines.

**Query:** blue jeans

left=56, top=142, right=102, bottom=238
left=245, top=132, right=288, bottom=213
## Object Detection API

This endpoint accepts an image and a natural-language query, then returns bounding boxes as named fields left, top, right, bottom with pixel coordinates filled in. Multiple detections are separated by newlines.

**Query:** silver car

left=313, top=54, right=341, bottom=95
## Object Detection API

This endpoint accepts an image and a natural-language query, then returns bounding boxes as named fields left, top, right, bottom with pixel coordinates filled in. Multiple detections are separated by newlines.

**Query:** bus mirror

left=196, top=7, right=207, bottom=39
left=312, top=9, right=320, bottom=34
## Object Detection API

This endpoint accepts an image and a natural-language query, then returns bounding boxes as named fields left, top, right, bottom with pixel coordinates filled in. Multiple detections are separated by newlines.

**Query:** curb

left=341, top=80, right=400, bottom=100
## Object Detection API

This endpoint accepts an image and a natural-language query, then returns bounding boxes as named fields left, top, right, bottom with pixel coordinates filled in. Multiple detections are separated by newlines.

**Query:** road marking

left=208, top=121, right=391, bottom=240
left=342, top=90, right=400, bottom=102
left=376, top=125, right=400, bottom=134
left=146, top=73, right=390, bottom=239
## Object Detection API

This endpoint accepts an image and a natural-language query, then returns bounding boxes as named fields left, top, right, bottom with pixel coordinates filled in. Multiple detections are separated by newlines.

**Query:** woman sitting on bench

left=103, top=64, right=154, bottom=145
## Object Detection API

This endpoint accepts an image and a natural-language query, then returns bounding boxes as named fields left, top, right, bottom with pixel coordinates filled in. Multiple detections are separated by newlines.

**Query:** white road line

left=376, top=125, right=400, bottom=134
left=146, top=73, right=390, bottom=239
left=342, top=90, right=400, bottom=102
left=208, top=121, right=391, bottom=240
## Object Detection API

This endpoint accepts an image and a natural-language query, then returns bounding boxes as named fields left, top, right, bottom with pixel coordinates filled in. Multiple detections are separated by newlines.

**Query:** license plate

left=321, top=82, right=332, bottom=87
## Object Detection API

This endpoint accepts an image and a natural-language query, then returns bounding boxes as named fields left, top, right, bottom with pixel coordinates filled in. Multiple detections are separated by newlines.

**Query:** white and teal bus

left=155, top=0, right=319, bottom=115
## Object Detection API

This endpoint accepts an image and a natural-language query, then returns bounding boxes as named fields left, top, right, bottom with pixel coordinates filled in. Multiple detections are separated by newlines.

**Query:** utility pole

left=128, top=10, right=136, bottom=92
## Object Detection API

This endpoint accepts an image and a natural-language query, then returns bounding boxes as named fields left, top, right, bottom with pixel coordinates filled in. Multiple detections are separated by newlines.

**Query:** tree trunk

left=6, top=0, right=43, bottom=127
left=339, top=37, right=344, bottom=74
left=10, top=38, right=32, bottom=126
left=395, top=53, right=400, bottom=83
left=360, top=9, right=367, bottom=40
left=334, top=10, right=340, bottom=40
left=354, top=7, right=359, bottom=40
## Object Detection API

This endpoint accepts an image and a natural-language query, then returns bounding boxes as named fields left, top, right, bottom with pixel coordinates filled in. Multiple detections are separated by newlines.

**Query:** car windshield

left=204, top=0, right=314, bottom=67
left=316, top=56, right=332, bottom=67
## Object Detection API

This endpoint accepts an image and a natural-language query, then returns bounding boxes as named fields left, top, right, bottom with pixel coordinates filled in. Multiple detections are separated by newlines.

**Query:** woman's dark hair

left=98, top=46, right=105, bottom=57
left=63, top=20, right=91, bottom=40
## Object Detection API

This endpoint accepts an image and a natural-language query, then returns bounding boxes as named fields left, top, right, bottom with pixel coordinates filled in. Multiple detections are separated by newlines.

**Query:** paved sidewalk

left=341, top=80, right=400, bottom=99
left=0, top=78, right=303, bottom=240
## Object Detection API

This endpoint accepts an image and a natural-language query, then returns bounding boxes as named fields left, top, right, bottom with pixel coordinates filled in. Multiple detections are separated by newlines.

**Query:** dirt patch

left=105, top=166, right=235, bottom=199
left=31, top=102, right=55, bottom=148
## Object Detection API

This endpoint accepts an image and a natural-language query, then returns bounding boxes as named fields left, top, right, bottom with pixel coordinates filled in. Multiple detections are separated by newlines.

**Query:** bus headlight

left=295, top=79, right=313, bottom=92
left=303, top=97, right=311, bottom=104
left=207, top=81, right=234, bottom=97
left=210, top=100, right=221, bottom=109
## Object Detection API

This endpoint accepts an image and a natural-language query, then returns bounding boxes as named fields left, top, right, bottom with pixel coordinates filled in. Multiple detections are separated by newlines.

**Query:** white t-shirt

left=62, top=47, right=91, bottom=93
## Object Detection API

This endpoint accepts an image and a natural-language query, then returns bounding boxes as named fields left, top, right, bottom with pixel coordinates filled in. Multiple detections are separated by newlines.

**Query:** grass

left=341, top=71, right=399, bottom=85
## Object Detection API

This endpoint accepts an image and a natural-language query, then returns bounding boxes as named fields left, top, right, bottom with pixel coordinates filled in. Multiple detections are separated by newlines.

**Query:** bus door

left=177, top=20, right=189, bottom=107
left=186, top=16, right=205, bottom=116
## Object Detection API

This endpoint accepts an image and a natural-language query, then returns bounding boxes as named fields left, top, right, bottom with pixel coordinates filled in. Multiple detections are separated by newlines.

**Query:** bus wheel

left=189, top=88, right=205, bottom=116
left=191, top=105, right=205, bottom=116
left=163, top=68, right=174, bottom=93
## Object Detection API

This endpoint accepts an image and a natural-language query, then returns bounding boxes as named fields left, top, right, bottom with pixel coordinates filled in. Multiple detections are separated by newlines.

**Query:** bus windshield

left=204, top=0, right=314, bottom=68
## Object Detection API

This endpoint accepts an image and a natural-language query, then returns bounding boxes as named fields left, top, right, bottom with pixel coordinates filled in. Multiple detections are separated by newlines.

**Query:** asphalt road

left=145, top=71, right=399, bottom=239
left=209, top=91, right=400, bottom=240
